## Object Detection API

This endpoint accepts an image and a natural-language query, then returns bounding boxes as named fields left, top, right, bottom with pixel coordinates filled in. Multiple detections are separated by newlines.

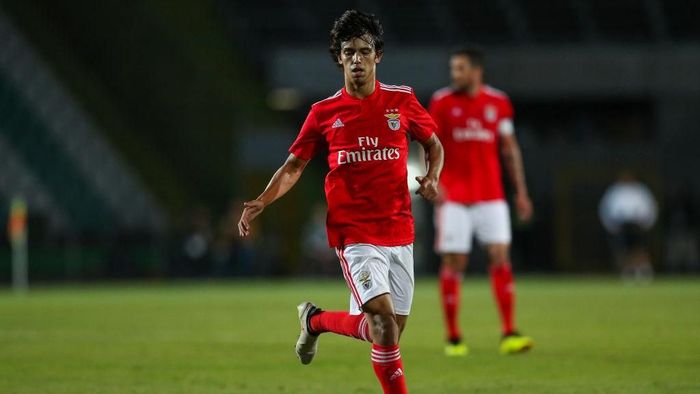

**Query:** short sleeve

left=407, top=93, right=437, bottom=142
left=289, top=107, right=323, bottom=160
left=498, top=97, right=515, bottom=136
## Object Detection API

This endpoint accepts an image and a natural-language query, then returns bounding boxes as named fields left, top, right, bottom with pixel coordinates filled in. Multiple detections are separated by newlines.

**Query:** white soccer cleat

left=295, top=301, right=321, bottom=365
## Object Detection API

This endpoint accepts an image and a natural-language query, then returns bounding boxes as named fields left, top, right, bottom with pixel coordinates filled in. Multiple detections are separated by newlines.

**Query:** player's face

left=450, top=55, right=480, bottom=91
left=338, top=35, right=382, bottom=86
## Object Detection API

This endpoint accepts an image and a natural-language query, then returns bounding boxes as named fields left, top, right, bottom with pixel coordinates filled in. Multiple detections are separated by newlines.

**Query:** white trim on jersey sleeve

left=498, top=118, right=514, bottom=136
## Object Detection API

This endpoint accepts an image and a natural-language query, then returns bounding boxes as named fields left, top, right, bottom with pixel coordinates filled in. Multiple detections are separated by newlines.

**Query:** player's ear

left=375, top=50, right=383, bottom=64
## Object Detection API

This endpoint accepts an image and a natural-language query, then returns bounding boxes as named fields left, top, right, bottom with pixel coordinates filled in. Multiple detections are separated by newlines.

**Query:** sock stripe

left=371, top=349, right=401, bottom=356
left=359, top=317, right=370, bottom=341
left=371, top=350, right=401, bottom=361
left=371, top=355, right=402, bottom=363
left=371, top=344, right=407, bottom=393
left=372, top=354, right=401, bottom=360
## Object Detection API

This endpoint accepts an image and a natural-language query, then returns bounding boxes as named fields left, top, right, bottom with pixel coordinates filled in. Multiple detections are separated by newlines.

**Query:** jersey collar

left=341, top=80, right=380, bottom=101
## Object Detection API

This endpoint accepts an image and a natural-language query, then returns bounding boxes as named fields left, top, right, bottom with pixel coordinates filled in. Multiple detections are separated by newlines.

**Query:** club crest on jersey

left=384, top=109, right=401, bottom=131
left=359, top=271, right=372, bottom=290
left=484, top=105, right=498, bottom=122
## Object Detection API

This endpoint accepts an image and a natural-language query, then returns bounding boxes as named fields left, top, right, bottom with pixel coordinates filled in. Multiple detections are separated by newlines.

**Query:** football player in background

left=429, top=48, right=534, bottom=356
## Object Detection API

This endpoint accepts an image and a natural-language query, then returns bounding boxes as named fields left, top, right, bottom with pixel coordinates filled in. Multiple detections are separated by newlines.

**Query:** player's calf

left=364, top=294, right=408, bottom=394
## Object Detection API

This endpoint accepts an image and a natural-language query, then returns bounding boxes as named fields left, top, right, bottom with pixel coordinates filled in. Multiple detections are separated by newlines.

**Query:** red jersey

left=289, top=81, right=436, bottom=248
left=428, top=85, right=514, bottom=204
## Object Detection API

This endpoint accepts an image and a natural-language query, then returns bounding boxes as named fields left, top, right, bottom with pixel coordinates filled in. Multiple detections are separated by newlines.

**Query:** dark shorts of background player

left=616, top=222, right=648, bottom=250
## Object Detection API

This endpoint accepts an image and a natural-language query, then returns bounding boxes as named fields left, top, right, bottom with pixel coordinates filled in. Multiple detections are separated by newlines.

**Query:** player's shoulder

left=482, top=85, right=511, bottom=101
left=310, top=89, right=343, bottom=109
left=430, top=86, right=454, bottom=102
left=379, top=82, right=414, bottom=95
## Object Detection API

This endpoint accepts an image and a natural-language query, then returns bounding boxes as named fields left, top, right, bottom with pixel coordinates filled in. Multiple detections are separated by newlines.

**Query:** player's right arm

left=239, top=105, right=322, bottom=237
left=237, top=153, right=309, bottom=237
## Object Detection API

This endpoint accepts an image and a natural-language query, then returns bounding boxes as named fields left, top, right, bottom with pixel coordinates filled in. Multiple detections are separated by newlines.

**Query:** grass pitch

left=1, top=277, right=699, bottom=393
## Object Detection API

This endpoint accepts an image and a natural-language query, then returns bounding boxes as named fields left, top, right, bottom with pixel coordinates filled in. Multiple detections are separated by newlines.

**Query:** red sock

left=371, top=344, right=408, bottom=394
left=490, top=263, right=515, bottom=335
left=439, top=265, right=462, bottom=342
left=309, top=311, right=371, bottom=342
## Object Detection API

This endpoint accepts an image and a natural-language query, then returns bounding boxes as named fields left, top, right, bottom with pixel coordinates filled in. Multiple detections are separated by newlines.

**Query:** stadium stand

left=0, top=11, right=166, bottom=233
left=217, top=0, right=700, bottom=53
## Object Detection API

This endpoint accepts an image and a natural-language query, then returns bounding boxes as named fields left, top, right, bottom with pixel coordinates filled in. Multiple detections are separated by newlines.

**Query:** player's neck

left=345, top=77, right=376, bottom=99
left=467, top=82, right=482, bottom=97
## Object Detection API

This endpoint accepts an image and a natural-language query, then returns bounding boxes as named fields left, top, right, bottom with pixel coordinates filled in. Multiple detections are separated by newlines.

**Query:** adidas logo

left=390, top=368, right=404, bottom=381
left=332, top=118, right=344, bottom=128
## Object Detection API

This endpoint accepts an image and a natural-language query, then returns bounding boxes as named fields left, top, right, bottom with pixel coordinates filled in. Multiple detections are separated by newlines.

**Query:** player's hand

left=415, top=176, right=439, bottom=202
left=238, top=199, right=265, bottom=237
left=515, top=193, right=533, bottom=222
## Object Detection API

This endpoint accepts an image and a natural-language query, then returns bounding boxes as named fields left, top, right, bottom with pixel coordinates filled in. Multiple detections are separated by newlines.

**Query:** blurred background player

left=237, top=10, right=443, bottom=394
left=429, top=48, right=533, bottom=356
left=599, top=171, right=658, bottom=283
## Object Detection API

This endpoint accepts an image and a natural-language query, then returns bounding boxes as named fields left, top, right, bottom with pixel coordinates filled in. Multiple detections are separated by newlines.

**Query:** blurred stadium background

left=0, top=1, right=699, bottom=393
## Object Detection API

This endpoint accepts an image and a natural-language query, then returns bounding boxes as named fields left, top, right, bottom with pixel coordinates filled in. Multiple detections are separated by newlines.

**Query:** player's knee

left=442, top=253, right=468, bottom=271
left=368, top=313, right=399, bottom=345
left=487, top=244, right=510, bottom=265
left=396, top=315, right=408, bottom=335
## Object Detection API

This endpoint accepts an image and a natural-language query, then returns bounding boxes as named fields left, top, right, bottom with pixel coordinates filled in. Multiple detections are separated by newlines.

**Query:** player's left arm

left=501, top=133, right=533, bottom=222
left=409, top=91, right=444, bottom=201
left=415, top=134, right=444, bottom=202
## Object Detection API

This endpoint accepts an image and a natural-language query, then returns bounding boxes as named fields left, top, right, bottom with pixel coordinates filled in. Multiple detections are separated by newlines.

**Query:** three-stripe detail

left=371, top=347, right=402, bottom=363
left=379, top=83, right=412, bottom=94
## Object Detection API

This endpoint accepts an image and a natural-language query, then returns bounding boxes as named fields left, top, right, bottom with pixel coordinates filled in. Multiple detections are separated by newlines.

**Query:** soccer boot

left=444, top=338, right=469, bottom=357
left=295, top=301, right=321, bottom=364
left=499, top=331, right=534, bottom=355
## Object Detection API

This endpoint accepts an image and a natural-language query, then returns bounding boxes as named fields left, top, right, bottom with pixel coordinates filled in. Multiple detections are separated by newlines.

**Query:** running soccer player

left=238, top=10, right=443, bottom=393
left=429, top=48, right=534, bottom=356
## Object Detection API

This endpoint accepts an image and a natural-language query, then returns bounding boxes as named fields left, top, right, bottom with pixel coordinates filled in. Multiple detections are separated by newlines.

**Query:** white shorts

left=335, top=243, right=414, bottom=316
left=434, top=200, right=512, bottom=254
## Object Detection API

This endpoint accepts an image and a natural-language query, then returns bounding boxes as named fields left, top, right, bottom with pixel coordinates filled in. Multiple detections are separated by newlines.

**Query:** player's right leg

left=434, top=202, right=472, bottom=356
left=294, top=246, right=379, bottom=365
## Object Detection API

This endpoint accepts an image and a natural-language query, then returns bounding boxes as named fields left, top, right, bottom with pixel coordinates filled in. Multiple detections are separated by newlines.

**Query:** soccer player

left=237, top=10, right=443, bottom=393
left=599, top=171, right=658, bottom=283
left=428, top=48, right=534, bottom=356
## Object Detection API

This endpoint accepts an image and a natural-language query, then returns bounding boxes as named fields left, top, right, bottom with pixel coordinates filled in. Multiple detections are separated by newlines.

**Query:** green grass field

left=1, top=277, right=699, bottom=393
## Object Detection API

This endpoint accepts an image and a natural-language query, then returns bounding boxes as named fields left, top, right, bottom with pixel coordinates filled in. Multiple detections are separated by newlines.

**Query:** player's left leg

left=486, top=244, right=533, bottom=354
left=364, top=294, right=408, bottom=394
left=475, top=200, right=533, bottom=354
left=486, top=243, right=516, bottom=336
left=362, top=243, right=414, bottom=394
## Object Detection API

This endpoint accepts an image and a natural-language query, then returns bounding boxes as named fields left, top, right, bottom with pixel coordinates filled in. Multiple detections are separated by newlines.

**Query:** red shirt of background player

left=290, top=80, right=436, bottom=247
left=428, top=85, right=514, bottom=204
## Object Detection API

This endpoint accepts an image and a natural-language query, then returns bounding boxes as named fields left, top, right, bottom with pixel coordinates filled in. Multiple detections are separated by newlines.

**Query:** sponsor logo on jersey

left=337, top=136, right=401, bottom=165
left=452, top=118, right=494, bottom=142
left=384, top=108, right=401, bottom=131
left=485, top=104, right=498, bottom=122
left=359, top=270, right=372, bottom=290
left=451, top=107, right=463, bottom=117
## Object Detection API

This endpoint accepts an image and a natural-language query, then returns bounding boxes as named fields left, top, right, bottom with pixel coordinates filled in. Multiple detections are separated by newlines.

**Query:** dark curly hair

left=329, top=10, right=384, bottom=67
